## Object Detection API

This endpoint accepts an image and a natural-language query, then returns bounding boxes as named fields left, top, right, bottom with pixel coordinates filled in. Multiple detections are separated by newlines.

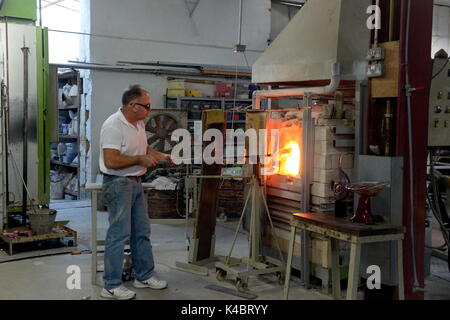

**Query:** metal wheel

left=277, top=272, right=285, bottom=285
left=216, top=269, right=227, bottom=281
left=218, top=211, right=227, bottom=222
left=236, top=279, right=248, bottom=292
left=146, top=114, right=179, bottom=153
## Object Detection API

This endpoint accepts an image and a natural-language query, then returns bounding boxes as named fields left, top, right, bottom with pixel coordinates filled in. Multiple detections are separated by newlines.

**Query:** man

left=99, top=85, right=170, bottom=300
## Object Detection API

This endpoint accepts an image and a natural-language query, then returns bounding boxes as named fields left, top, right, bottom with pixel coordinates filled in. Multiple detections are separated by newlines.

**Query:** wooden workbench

left=283, top=212, right=405, bottom=300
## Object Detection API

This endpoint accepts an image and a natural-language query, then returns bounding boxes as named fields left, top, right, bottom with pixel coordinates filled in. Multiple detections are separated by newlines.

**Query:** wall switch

left=367, top=63, right=385, bottom=78
left=366, top=47, right=385, bottom=61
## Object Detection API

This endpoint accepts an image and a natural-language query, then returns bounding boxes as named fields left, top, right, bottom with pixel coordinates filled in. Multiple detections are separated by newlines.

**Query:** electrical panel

left=429, top=57, right=450, bottom=147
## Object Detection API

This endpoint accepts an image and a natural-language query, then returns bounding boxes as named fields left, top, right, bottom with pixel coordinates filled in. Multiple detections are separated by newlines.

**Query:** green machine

left=0, top=0, right=51, bottom=230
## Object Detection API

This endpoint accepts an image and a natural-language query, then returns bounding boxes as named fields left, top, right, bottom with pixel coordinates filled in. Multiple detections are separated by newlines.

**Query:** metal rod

left=21, top=47, right=30, bottom=225
left=225, top=186, right=252, bottom=265
left=389, top=0, right=395, bottom=41
left=39, top=0, right=43, bottom=27
left=374, top=0, right=380, bottom=47
left=259, top=185, right=285, bottom=263
left=9, top=151, right=37, bottom=215
left=4, top=21, right=10, bottom=226
left=47, top=29, right=264, bottom=53
left=300, top=93, right=313, bottom=287
left=186, top=175, right=253, bottom=179
left=237, top=0, right=244, bottom=45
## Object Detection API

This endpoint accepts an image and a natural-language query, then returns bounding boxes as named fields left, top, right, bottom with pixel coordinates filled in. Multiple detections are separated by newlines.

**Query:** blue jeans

left=102, top=175, right=155, bottom=289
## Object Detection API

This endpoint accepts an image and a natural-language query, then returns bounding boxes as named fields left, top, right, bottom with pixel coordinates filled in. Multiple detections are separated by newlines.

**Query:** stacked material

left=311, top=118, right=355, bottom=213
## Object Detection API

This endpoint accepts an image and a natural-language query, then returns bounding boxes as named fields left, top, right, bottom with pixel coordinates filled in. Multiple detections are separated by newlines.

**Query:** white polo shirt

left=99, top=108, right=148, bottom=176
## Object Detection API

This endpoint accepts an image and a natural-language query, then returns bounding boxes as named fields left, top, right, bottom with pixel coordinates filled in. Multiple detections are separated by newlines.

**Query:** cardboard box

left=167, top=80, right=185, bottom=90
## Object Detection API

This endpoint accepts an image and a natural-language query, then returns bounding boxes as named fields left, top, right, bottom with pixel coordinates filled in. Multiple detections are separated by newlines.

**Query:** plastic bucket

left=28, top=209, right=57, bottom=235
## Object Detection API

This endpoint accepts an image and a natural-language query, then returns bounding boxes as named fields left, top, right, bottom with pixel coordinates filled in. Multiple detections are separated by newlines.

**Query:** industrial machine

left=0, top=0, right=51, bottom=232
left=251, top=0, right=369, bottom=288
left=426, top=51, right=450, bottom=273
left=251, top=0, right=433, bottom=300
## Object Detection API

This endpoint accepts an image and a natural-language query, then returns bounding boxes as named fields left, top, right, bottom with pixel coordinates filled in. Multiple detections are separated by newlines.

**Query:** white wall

left=432, top=4, right=450, bottom=56
left=85, top=0, right=274, bottom=183
left=89, top=0, right=270, bottom=66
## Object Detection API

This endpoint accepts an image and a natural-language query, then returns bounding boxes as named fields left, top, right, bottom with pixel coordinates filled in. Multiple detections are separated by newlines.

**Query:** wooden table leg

left=330, top=238, right=341, bottom=300
left=397, top=239, right=405, bottom=300
left=346, top=242, right=361, bottom=300
left=91, top=190, right=98, bottom=286
left=283, top=225, right=297, bottom=300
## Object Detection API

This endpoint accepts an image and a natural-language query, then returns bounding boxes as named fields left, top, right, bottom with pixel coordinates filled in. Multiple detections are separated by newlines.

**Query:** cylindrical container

left=28, top=209, right=57, bottom=235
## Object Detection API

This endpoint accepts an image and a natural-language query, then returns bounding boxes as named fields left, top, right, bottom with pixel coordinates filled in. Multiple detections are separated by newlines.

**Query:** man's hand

left=139, top=154, right=159, bottom=168
left=147, top=147, right=171, bottom=161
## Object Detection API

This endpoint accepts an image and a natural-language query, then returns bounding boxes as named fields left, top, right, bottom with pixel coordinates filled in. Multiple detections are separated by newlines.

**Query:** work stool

left=283, top=212, right=405, bottom=300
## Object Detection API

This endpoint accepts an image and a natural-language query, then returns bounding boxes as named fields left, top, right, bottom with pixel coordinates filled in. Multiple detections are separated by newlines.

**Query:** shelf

left=59, top=135, right=78, bottom=140
left=188, top=120, right=246, bottom=123
left=64, top=190, right=78, bottom=197
left=51, top=160, right=79, bottom=169
left=166, top=97, right=252, bottom=103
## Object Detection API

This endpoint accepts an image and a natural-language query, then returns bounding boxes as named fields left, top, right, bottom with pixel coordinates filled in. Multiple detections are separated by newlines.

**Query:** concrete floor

left=0, top=200, right=449, bottom=300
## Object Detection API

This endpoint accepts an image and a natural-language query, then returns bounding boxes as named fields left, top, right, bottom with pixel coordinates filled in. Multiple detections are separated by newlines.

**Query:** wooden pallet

left=0, top=224, right=77, bottom=256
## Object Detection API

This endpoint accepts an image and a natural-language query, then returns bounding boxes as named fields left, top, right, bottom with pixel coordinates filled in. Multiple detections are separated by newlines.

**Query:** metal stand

left=176, top=174, right=252, bottom=276
left=215, top=175, right=286, bottom=292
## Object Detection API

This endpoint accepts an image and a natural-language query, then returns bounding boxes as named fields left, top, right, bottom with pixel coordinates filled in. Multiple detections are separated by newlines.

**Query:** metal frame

left=252, top=89, right=325, bottom=287
left=284, top=217, right=405, bottom=300
left=214, top=175, right=286, bottom=291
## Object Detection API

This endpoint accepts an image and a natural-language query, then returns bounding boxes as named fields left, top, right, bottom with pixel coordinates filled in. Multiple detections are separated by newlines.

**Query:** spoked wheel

left=216, top=269, right=227, bottom=281
left=236, top=279, right=248, bottom=292
left=277, top=272, right=285, bottom=285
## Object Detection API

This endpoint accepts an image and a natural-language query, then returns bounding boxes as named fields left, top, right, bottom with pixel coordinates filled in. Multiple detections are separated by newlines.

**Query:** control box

left=429, top=57, right=450, bottom=147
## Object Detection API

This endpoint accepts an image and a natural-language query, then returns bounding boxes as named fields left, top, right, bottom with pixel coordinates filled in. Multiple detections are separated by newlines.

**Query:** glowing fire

left=278, top=141, right=301, bottom=176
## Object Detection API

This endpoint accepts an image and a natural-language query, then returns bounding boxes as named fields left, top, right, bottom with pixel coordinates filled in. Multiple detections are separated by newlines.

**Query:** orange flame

left=264, top=117, right=302, bottom=178
left=278, top=141, right=301, bottom=176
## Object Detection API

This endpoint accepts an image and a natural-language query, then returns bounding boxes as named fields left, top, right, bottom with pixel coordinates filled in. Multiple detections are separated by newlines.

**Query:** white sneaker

left=133, top=275, right=167, bottom=290
left=100, top=286, right=136, bottom=300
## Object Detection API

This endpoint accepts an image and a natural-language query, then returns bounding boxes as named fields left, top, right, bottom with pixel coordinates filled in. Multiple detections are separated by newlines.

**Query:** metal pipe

left=404, top=0, right=421, bottom=291
left=47, top=29, right=264, bottom=54
left=21, top=47, right=30, bottom=225
left=374, top=0, right=380, bottom=47
left=4, top=20, right=10, bottom=226
left=389, top=0, right=395, bottom=41
left=39, top=0, right=43, bottom=27
left=252, top=64, right=341, bottom=109
left=237, top=0, right=244, bottom=45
